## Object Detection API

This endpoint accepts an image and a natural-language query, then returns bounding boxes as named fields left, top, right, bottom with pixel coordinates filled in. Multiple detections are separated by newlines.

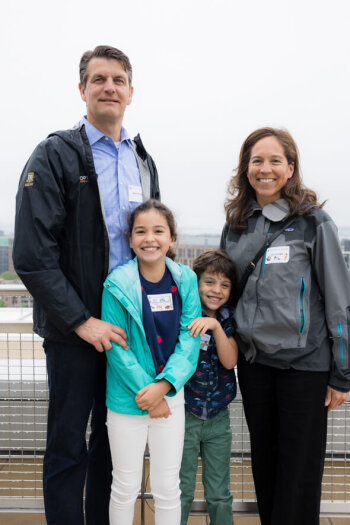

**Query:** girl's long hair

left=225, top=127, right=323, bottom=230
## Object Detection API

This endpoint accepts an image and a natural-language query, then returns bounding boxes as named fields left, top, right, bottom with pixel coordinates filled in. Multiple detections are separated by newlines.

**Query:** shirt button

left=124, top=231, right=128, bottom=235
left=122, top=206, right=125, bottom=210
left=105, top=137, right=109, bottom=141
left=126, top=256, right=129, bottom=260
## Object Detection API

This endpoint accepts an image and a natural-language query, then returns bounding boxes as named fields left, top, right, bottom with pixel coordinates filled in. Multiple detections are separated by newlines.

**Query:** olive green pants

left=180, top=408, right=233, bottom=525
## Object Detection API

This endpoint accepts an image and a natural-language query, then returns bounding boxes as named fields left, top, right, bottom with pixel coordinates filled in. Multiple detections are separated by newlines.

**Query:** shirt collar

left=80, top=116, right=132, bottom=146
left=201, top=305, right=230, bottom=323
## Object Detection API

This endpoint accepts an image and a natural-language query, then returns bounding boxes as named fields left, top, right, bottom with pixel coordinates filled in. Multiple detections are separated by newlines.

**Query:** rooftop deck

left=0, top=287, right=349, bottom=523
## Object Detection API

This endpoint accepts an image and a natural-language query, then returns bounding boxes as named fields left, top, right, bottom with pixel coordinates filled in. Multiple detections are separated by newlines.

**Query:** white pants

left=107, top=389, right=185, bottom=525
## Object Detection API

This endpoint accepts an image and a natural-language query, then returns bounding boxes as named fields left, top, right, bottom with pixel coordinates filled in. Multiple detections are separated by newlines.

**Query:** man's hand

left=188, top=317, right=219, bottom=337
left=325, top=386, right=349, bottom=412
left=148, top=399, right=172, bottom=419
left=75, top=316, right=128, bottom=352
left=135, top=380, right=171, bottom=411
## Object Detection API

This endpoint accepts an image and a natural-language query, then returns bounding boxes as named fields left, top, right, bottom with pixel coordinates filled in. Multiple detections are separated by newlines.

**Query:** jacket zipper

left=338, top=323, right=344, bottom=365
left=298, top=277, right=306, bottom=345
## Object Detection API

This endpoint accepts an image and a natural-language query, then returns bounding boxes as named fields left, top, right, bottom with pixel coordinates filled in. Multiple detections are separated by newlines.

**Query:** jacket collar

left=104, top=256, right=183, bottom=309
left=246, top=199, right=290, bottom=222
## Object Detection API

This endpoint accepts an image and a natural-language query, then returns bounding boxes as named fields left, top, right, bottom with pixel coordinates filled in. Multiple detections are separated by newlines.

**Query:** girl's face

left=247, top=136, right=294, bottom=207
left=129, top=209, right=175, bottom=267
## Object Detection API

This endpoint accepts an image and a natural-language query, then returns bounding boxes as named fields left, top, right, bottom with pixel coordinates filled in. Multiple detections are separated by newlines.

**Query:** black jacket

left=13, top=124, right=160, bottom=344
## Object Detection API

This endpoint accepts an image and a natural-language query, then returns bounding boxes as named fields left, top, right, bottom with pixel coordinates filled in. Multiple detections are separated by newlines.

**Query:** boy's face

left=198, top=270, right=231, bottom=317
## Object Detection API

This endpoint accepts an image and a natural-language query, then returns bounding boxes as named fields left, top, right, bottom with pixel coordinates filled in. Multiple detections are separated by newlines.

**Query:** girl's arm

left=188, top=317, right=238, bottom=369
left=102, top=286, right=155, bottom=396
left=136, top=380, right=172, bottom=410
left=148, top=399, right=172, bottom=419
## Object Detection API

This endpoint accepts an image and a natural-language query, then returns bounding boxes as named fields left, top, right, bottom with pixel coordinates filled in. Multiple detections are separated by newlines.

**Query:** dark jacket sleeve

left=13, top=140, right=91, bottom=335
left=311, top=217, right=350, bottom=392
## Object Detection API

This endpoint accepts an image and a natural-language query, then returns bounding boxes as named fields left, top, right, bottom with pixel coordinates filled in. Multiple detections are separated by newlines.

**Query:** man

left=13, top=45, right=160, bottom=524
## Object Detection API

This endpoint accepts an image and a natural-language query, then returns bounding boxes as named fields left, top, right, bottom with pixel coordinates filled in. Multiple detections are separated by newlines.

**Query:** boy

left=181, top=249, right=238, bottom=525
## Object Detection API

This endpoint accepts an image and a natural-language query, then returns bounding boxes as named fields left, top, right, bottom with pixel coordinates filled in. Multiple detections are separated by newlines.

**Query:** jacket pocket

left=338, top=323, right=344, bottom=365
left=298, top=277, right=306, bottom=338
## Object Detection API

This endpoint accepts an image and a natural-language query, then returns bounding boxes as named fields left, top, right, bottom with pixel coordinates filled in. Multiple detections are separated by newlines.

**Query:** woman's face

left=247, top=136, right=294, bottom=207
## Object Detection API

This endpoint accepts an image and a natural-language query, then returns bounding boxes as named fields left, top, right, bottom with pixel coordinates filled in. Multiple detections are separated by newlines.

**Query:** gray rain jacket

left=221, top=199, right=350, bottom=392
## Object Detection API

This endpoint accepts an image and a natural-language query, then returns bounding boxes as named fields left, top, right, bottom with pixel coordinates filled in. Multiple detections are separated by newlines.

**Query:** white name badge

left=265, top=246, right=290, bottom=264
left=147, top=293, right=174, bottom=312
left=200, top=333, right=211, bottom=351
left=128, top=185, right=142, bottom=202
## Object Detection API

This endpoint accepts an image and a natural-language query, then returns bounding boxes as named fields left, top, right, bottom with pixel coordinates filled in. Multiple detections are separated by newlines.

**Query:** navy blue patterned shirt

left=140, top=268, right=182, bottom=375
left=184, top=307, right=236, bottom=419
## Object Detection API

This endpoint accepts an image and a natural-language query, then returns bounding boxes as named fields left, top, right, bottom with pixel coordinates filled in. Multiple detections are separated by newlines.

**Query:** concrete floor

left=1, top=458, right=349, bottom=524
left=1, top=512, right=349, bottom=524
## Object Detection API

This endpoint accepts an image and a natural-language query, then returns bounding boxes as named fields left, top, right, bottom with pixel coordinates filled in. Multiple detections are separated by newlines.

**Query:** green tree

left=0, top=299, right=6, bottom=307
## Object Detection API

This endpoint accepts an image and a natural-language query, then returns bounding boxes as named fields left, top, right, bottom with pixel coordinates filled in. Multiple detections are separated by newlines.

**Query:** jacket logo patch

left=25, top=172, right=35, bottom=187
left=285, top=227, right=295, bottom=232
left=80, top=175, right=88, bottom=183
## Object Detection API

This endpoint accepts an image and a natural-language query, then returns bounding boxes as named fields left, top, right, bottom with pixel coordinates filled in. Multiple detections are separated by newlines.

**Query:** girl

left=102, top=199, right=201, bottom=525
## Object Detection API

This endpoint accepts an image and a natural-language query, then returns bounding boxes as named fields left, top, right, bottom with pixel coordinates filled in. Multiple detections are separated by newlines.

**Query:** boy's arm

left=189, top=317, right=238, bottom=369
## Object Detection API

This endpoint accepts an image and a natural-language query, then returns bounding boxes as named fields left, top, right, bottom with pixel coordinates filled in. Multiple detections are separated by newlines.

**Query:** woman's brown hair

left=225, top=127, right=323, bottom=229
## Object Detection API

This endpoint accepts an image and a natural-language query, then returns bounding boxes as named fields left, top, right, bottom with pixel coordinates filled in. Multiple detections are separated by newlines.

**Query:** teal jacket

left=102, top=257, right=201, bottom=415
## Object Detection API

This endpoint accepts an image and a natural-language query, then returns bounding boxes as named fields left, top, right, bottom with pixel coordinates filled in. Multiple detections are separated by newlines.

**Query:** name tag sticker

left=265, top=246, right=290, bottom=264
left=128, top=185, right=142, bottom=202
left=147, top=293, right=173, bottom=312
left=200, top=333, right=211, bottom=351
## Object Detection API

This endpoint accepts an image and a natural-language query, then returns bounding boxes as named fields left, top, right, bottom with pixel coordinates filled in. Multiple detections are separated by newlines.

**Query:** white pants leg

left=107, top=410, right=148, bottom=525
left=107, top=389, right=185, bottom=525
left=149, top=390, right=185, bottom=525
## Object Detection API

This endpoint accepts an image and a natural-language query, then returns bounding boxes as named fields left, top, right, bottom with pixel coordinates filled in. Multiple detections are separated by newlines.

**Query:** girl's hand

left=188, top=317, right=219, bottom=337
left=325, top=386, right=349, bottom=412
left=136, top=380, right=171, bottom=411
left=148, top=399, right=172, bottom=419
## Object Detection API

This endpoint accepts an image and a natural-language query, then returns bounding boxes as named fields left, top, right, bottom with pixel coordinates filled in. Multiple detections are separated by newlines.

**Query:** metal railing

left=0, top=287, right=349, bottom=517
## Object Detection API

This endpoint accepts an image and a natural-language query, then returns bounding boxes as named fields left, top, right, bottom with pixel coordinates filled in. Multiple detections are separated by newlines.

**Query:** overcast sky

left=1, top=0, right=349, bottom=235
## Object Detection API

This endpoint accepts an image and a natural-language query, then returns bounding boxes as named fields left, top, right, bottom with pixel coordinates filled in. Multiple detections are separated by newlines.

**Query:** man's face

left=79, top=57, right=133, bottom=130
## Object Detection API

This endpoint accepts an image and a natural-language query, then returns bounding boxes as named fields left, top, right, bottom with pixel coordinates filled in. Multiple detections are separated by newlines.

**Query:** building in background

left=176, top=233, right=221, bottom=267
left=0, top=234, right=14, bottom=274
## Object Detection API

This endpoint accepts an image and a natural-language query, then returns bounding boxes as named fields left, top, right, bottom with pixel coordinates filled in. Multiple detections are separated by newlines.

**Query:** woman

left=220, top=127, right=350, bottom=525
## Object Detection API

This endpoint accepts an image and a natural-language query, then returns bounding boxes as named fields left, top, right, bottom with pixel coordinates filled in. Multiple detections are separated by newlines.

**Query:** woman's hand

left=135, top=380, right=171, bottom=411
left=188, top=317, right=219, bottom=337
left=148, top=399, right=172, bottom=419
left=325, top=386, right=349, bottom=412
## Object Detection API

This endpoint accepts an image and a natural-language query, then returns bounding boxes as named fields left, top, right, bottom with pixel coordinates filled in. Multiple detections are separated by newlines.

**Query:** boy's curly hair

left=193, top=249, right=236, bottom=288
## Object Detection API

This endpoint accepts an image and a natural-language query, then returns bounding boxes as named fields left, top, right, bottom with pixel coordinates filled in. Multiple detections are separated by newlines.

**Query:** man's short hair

left=193, top=249, right=236, bottom=286
left=79, top=45, right=132, bottom=88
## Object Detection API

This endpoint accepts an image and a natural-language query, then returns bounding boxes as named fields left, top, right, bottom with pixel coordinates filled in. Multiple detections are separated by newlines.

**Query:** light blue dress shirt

left=82, top=117, right=142, bottom=270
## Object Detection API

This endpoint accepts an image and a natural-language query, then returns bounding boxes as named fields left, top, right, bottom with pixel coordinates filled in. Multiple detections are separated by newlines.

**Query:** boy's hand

left=148, top=399, right=172, bottom=419
left=136, top=380, right=171, bottom=411
left=188, top=317, right=219, bottom=337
